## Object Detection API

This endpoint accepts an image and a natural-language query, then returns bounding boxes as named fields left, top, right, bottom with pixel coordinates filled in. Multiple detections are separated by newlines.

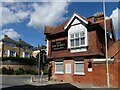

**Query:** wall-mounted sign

left=51, top=40, right=67, bottom=51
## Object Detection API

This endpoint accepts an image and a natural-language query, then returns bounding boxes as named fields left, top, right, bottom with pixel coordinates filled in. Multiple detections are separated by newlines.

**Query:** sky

left=0, top=1, right=119, bottom=47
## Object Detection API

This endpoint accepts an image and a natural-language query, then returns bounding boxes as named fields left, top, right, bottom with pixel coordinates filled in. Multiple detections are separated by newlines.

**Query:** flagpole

left=103, top=0, right=110, bottom=88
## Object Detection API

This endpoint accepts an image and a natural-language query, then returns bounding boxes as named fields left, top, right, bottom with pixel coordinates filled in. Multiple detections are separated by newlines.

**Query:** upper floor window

left=70, top=31, right=85, bottom=48
left=68, top=24, right=88, bottom=52
left=4, top=42, right=16, bottom=48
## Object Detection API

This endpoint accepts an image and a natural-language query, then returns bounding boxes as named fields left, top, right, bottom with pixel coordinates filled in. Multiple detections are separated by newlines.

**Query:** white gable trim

left=64, top=13, right=88, bottom=30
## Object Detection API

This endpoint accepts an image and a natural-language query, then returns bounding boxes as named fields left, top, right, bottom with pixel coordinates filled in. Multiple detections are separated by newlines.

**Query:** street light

left=103, top=1, right=110, bottom=88
left=38, top=50, right=40, bottom=82
left=37, top=47, right=46, bottom=82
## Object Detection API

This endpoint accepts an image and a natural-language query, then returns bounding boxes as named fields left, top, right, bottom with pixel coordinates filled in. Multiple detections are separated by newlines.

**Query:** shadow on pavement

left=2, top=83, right=82, bottom=90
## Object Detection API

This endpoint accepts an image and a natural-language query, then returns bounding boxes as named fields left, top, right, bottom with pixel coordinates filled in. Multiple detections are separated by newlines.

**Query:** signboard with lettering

left=51, top=40, right=67, bottom=51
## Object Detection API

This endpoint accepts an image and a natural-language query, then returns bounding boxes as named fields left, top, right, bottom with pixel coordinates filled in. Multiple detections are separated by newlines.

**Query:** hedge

left=1, top=57, right=37, bottom=65
left=2, top=67, right=38, bottom=75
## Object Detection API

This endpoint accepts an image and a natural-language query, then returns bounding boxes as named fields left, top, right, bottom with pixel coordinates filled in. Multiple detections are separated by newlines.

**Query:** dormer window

left=68, top=24, right=88, bottom=53
left=70, top=31, right=85, bottom=48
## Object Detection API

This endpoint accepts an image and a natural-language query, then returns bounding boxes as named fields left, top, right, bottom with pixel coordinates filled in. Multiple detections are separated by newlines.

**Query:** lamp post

left=37, top=47, right=46, bottom=82
left=38, top=50, right=41, bottom=82
left=103, top=1, right=110, bottom=88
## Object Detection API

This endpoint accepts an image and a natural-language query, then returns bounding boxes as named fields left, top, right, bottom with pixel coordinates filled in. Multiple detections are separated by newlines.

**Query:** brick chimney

left=94, top=12, right=104, bottom=21
left=19, top=38, right=22, bottom=41
left=4, top=35, right=8, bottom=38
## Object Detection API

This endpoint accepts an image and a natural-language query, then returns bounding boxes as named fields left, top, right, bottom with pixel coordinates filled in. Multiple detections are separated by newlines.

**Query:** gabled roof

left=44, top=26, right=56, bottom=34
left=64, top=12, right=88, bottom=30
left=18, top=39, right=33, bottom=47
left=1, top=35, right=17, bottom=44
left=44, top=12, right=114, bottom=36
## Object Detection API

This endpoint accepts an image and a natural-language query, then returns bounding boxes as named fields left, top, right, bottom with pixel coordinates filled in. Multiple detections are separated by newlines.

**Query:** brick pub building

left=44, top=12, right=119, bottom=87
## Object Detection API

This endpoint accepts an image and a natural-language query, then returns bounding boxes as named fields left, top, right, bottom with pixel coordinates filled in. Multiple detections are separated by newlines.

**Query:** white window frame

left=70, top=31, right=86, bottom=48
left=23, top=52, right=30, bottom=58
left=65, top=63, right=71, bottom=74
left=55, top=61, right=63, bottom=74
left=68, top=24, right=88, bottom=53
left=74, top=61, right=85, bottom=75
left=8, top=50, right=16, bottom=57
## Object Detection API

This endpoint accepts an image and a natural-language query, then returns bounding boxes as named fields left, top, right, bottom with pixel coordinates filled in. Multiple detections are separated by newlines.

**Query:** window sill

left=74, top=72, right=85, bottom=75
left=69, top=46, right=87, bottom=49
left=54, top=72, right=64, bottom=75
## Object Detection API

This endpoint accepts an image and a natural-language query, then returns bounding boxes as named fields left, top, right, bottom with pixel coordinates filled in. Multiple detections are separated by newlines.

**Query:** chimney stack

left=4, top=35, right=8, bottom=38
left=94, top=12, right=104, bottom=21
left=19, top=38, right=22, bottom=41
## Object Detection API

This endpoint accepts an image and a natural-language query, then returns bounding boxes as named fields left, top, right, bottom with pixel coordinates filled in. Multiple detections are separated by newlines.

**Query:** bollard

left=31, top=75, right=35, bottom=82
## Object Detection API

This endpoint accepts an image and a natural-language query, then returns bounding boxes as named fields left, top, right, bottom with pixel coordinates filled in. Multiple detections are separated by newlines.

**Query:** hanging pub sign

left=51, top=40, right=67, bottom=51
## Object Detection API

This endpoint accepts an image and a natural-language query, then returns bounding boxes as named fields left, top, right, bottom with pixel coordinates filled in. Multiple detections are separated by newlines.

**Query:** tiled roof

left=51, top=19, right=70, bottom=35
left=44, top=26, right=56, bottom=34
left=1, top=35, right=33, bottom=47
left=2, top=35, right=17, bottom=44
left=44, top=12, right=112, bottom=35
left=18, top=39, right=33, bottom=47
left=97, top=18, right=112, bottom=31
left=108, top=39, right=120, bottom=58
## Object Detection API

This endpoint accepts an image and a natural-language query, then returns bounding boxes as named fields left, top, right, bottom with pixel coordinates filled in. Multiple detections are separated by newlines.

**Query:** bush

left=14, top=70, right=20, bottom=75
left=43, top=69, right=48, bottom=75
left=2, top=67, right=14, bottom=74
left=2, top=57, right=37, bottom=65
left=8, top=67, right=14, bottom=74
left=26, top=70, right=38, bottom=75
left=1, top=67, right=38, bottom=75
left=2, top=67, right=8, bottom=74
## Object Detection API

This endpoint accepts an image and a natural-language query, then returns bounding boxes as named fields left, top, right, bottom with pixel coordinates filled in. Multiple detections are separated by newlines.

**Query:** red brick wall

left=48, top=30, right=101, bottom=58
left=73, top=59, right=93, bottom=85
left=50, top=59, right=93, bottom=84
left=92, top=62, right=119, bottom=88
left=108, top=40, right=120, bottom=61
left=50, top=58, right=119, bottom=88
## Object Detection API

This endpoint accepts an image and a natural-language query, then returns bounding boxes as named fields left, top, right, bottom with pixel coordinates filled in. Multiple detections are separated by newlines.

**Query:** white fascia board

left=93, top=58, right=114, bottom=62
left=64, top=13, right=88, bottom=30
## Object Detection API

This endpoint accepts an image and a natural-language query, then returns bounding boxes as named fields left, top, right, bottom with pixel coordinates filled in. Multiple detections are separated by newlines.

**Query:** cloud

left=110, top=8, right=119, bottom=39
left=1, top=4, right=30, bottom=26
left=27, top=1, right=69, bottom=29
left=1, top=2, right=69, bottom=29
left=0, top=28, right=20, bottom=39
left=110, top=8, right=119, bottom=32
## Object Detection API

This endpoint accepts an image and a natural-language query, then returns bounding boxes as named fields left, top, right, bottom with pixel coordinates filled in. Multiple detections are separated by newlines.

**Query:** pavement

left=25, top=76, right=103, bottom=88
left=1, top=75, right=114, bottom=89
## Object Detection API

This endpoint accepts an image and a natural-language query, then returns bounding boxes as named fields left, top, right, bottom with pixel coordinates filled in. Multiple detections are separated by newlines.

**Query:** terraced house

left=0, top=35, right=33, bottom=58
left=44, top=12, right=119, bottom=87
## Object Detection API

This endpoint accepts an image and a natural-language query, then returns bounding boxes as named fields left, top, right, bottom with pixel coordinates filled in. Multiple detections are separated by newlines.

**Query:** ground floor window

left=74, top=61, right=85, bottom=75
left=23, top=52, right=30, bottom=58
left=55, top=61, right=63, bottom=74
left=65, top=63, right=71, bottom=74
left=8, top=50, right=16, bottom=57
